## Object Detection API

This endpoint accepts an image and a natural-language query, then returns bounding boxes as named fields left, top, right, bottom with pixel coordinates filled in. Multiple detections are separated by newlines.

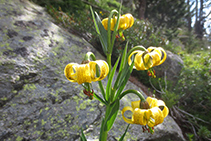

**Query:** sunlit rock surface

left=154, top=50, right=184, bottom=84
left=0, top=0, right=185, bottom=140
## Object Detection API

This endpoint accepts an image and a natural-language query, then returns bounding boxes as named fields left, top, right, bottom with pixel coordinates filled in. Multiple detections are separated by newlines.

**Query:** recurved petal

left=131, top=100, right=141, bottom=110
left=132, top=108, right=144, bottom=125
left=144, top=109, right=152, bottom=122
left=89, top=61, right=97, bottom=80
left=110, top=18, right=116, bottom=31
left=123, top=13, right=134, bottom=28
left=102, top=17, right=116, bottom=31
left=121, top=106, right=134, bottom=124
left=76, top=64, right=92, bottom=84
left=89, top=60, right=109, bottom=82
left=148, top=47, right=167, bottom=66
left=157, top=100, right=169, bottom=118
left=119, top=16, right=128, bottom=30
left=132, top=109, right=151, bottom=125
left=135, top=62, right=147, bottom=70
left=162, top=105, right=169, bottom=118
left=102, top=18, right=109, bottom=30
left=148, top=51, right=161, bottom=66
left=143, top=53, right=153, bottom=69
left=134, top=51, right=148, bottom=70
left=148, top=107, right=164, bottom=127
left=147, top=47, right=161, bottom=56
left=64, top=63, right=78, bottom=82
left=128, top=50, right=141, bottom=65
left=146, top=97, right=158, bottom=108
left=157, top=47, right=167, bottom=66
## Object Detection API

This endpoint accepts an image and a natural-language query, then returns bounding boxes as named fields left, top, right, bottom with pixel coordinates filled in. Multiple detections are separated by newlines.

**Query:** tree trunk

left=138, top=0, right=146, bottom=20
left=194, top=0, right=204, bottom=39
left=195, top=0, right=198, bottom=23
left=187, top=0, right=192, bottom=32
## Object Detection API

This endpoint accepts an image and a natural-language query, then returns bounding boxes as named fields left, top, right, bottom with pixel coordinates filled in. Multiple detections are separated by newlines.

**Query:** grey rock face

left=0, top=0, right=185, bottom=141
left=154, top=50, right=184, bottom=84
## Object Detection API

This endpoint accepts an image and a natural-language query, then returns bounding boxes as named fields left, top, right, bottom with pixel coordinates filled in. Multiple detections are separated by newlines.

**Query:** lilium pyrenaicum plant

left=121, top=97, right=169, bottom=133
left=64, top=6, right=170, bottom=140
left=64, top=60, right=109, bottom=84
left=128, top=47, right=167, bottom=70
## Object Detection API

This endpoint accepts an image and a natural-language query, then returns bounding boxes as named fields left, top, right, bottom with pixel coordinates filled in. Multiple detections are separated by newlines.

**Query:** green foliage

left=176, top=50, right=211, bottom=128
left=198, top=126, right=211, bottom=139
left=145, top=0, right=187, bottom=31
left=124, top=20, right=168, bottom=48
left=31, top=0, right=85, bottom=14
left=104, top=100, right=120, bottom=131
left=161, top=90, right=180, bottom=109
left=97, top=0, right=120, bottom=11
left=178, top=29, right=207, bottom=53
left=123, top=19, right=179, bottom=54
left=16, top=136, right=23, bottom=141
left=147, top=76, right=180, bottom=108
left=90, top=0, right=129, bottom=14
left=186, top=133, right=194, bottom=141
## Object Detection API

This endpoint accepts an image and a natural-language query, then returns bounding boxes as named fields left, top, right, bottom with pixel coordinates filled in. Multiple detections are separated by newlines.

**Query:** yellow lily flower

left=102, top=13, right=134, bottom=31
left=121, top=97, right=169, bottom=128
left=128, top=47, right=167, bottom=70
left=64, top=60, right=109, bottom=84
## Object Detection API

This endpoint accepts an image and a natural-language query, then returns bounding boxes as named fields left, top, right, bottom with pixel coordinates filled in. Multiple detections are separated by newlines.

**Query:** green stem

left=100, top=105, right=111, bottom=141
left=84, top=52, right=96, bottom=61
left=83, top=83, right=91, bottom=92
left=119, top=89, right=146, bottom=102
left=98, top=80, right=106, bottom=101
left=107, top=53, right=112, bottom=76
left=107, top=10, right=118, bottom=54
left=100, top=130, right=108, bottom=141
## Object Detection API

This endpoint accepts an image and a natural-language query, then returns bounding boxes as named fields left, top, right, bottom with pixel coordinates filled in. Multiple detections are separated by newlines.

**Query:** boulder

left=0, top=0, right=185, bottom=140
left=154, top=50, right=184, bottom=84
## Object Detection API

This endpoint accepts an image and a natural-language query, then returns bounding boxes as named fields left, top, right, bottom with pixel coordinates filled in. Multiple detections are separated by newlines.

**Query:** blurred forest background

left=30, top=0, right=211, bottom=140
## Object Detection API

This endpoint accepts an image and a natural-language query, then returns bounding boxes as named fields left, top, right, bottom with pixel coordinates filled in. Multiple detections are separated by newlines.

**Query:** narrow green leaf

left=113, top=65, right=127, bottom=91
left=80, top=128, right=87, bottom=141
left=115, top=62, right=134, bottom=99
left=114, top=63, right=130, bottom=92
left=106, top=57, right=120, bottom=101
left=94, top=11, right=108, bottom=54
left=104, top=100, right=120, bottom=131
left=119, top=42, right=128, bottom=72
left=98, top=80, right=106, bottom=101
left=113, top=70, right=122, bottom=91
left=119, top=124, right=130, bottom=141
left=113, top=43, right=129, bottom=90
left=90, top=6, right=100, bottom=34
left=93, top=93, right=107, bottom=105
left=90, top=6, right=107, bottom=54
left=117, top=64, right=130, bottom=88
